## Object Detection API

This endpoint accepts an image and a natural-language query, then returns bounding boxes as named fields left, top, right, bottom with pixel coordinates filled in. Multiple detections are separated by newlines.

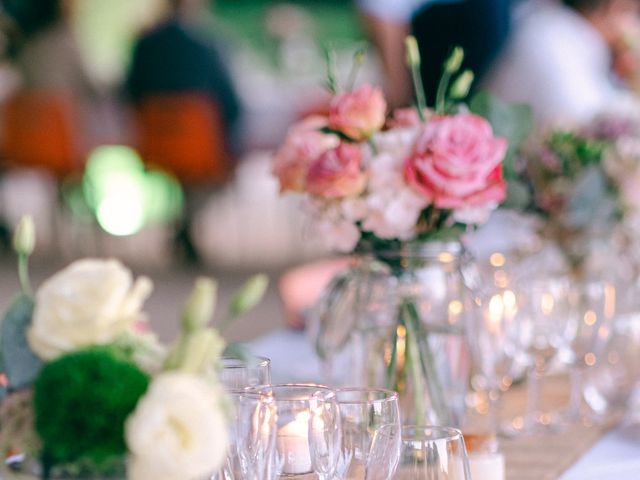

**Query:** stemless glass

left=221, top=356, right=272, bottom=391
left=223, top=391, right=278, bottom=480
left=217, top=356, right=273, bottom=480
left=393, top=426, right=471, bottom=479
left=246, top=384, right=342, bottom=479
left=335, top=388, right=401, bottom=480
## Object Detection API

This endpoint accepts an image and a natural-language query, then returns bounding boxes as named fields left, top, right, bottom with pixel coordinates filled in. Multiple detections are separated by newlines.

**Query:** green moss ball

left=33, top=346, right=150, bottom=466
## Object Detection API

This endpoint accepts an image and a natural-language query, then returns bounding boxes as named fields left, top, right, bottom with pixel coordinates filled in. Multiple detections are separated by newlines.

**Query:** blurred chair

left=0, top=90, right=83, bottom=177
left=133, top=92, right=232, bottom=185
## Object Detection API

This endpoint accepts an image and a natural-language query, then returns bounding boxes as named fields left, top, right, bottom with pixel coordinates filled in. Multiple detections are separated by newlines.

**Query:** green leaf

left=0, top=293, right=41, bottom=389
left=222, top=342, right=250, bottom=361
left=469, top=91, right=533, bottom=179
left=503, top=179, right=532, bottom=210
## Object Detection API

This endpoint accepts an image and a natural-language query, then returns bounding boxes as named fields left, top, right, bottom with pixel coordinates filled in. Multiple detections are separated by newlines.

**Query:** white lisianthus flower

left=27, top=258, right=152, bottom=360
left=125, top=372, right=229, bottom=480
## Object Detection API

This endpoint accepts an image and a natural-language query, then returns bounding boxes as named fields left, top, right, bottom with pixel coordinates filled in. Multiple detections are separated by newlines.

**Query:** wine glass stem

left=567, top=365, right=584, bottom=418
left=527, top=362, right=543, bottom=424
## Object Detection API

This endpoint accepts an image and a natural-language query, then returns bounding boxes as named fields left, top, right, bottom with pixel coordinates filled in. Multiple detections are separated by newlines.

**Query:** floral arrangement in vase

left=521, top=112, right=640, bottom=272
left=273, top=41, right=512, bottom=253
left=272, top=38, right=531, bottom=426
left=0, top=216, right=268, bottom=480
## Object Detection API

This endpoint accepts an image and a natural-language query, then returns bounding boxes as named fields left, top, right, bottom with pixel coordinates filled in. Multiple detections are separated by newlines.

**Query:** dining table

left=248, top=328, right=640, bottom=480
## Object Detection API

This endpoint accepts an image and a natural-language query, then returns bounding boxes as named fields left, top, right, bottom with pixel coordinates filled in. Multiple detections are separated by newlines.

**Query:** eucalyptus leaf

left=469, top=92, right=533, bottom=179
left=565, top=167, right=615, bottom=228
left=0, top=293, right=41, bottom=389
left=222, top=342, right=250, bottom=361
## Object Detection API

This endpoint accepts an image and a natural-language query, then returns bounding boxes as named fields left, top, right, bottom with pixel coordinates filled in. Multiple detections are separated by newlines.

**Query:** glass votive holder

left=246, top=384, right=342, bottom=479
left=221, top=356, right=271, bottom=391
left=394, top=426, right=471, bottom=480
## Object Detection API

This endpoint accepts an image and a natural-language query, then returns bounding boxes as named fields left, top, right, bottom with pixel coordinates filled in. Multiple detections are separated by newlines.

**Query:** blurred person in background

left=7, top=0, right=118, bottom=149
left=484, top=0, right=640, bottom=124
left=357, top=0, right=513, bottom=108
left=125, top=0, right=241, bottom=264
left=125, top=0, right=241, bottom=150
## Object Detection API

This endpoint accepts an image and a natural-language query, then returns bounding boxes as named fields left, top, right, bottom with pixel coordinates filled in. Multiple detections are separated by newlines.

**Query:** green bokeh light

left=82, top=145, right=183, bottom=236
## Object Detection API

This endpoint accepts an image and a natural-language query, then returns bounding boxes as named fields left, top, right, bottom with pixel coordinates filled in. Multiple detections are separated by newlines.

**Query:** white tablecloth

left=248, top=329, right=640, bottom=480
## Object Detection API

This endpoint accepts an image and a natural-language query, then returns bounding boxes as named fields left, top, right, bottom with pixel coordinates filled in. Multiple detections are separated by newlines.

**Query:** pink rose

left=273, top=116, right=339, bottom=192
left=405, top=114, right=508, bottom=211
left=328, top=85, right=386, bottom=141
left=306, top=143, right=367, bottom=198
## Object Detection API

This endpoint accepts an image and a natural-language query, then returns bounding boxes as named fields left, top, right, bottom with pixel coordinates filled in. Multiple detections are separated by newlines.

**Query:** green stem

left=402, top=302, right=426, bottom=426
left=385, top=325, right=399, bottom=390
left=368, top=137, right=379, bottom=155
left=406, top=301, right=451, bottom=425
left=435, top=71, right=452, bottom=114
left=410, top=63, right=427, bottom=121
left=17, top=254, right=32, bottom=296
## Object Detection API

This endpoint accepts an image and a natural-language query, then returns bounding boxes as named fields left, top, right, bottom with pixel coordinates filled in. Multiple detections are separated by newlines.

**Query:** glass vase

left=313, top=241, right=475, bottom=426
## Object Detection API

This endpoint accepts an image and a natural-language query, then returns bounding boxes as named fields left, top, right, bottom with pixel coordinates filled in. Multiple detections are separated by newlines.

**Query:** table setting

left=4, top=36, right=640, bottom=480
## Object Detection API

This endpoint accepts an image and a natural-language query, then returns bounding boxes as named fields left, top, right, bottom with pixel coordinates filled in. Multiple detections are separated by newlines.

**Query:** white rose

left=125, top=372, right=229, bottom=480
left=27, top=258, right=153, bottom=360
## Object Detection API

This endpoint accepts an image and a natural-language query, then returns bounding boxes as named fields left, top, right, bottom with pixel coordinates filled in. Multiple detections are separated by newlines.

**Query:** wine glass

left=220, top=356, right=272, bottom=391
left=468, top=283, right=524, bottom=437
left=335, top=388, right=401, bottom=480
left=518, top=276, right=574, bottom=433
left=246, top=384, right=342, bottom=479
left=393, top=426, right=471, bottom=479
left=562, top=278, right=616, bottom=424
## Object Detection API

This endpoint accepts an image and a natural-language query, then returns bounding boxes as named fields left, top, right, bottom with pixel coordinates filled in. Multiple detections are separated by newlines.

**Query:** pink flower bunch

left=273, top=84, right=508, bottom=252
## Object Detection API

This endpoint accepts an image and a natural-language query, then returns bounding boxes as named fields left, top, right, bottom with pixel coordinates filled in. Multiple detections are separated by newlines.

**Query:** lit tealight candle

left=277, top=412, right=312, bottom=474
left=468, top=452, right=505, bottom=480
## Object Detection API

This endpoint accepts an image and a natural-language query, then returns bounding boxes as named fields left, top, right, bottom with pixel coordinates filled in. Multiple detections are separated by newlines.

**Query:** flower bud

left=229, top=274, right=269, bottom=318
left=13, top=215, right=35, bottom=257
left=444, top=47, right=464, bottom=74
left=182, top=277, right=217, bottom=333
left=179, top=329, right=225, bottom=375
left=405, top=36, right=421, bottom=68
left=450, top=70, right=475, bottom=99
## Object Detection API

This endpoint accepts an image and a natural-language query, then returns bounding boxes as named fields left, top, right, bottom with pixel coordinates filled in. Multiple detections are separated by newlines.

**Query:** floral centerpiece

left=0, top=217, right=268, bottom=480
left=521, top=112, right=640, bottom=273
left=272, top=38, right=530, bottom=425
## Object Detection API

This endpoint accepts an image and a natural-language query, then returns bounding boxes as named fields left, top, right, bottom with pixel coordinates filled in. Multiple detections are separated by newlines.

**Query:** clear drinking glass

left=217, top=356, right=273, bottom=480
left=518, top=276, right=574, bottom=433
left=246, top=384, right=342, bottom=479
left=335, top=388, right=401, bottom=480
left=221, top=356, right=272, bottom=391
left=393, top=426, right=471, bottom=479
left=222, top=391, right=278, bottom=480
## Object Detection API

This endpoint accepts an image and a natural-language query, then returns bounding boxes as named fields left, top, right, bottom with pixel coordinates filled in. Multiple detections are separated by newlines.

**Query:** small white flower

left=27, top=259, right=152, bottom=360
left=452, top=203, right=498, bottom=225
left=125, top=372, right=229, bottom=480
left=313, top=218, right=361, bottom=252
